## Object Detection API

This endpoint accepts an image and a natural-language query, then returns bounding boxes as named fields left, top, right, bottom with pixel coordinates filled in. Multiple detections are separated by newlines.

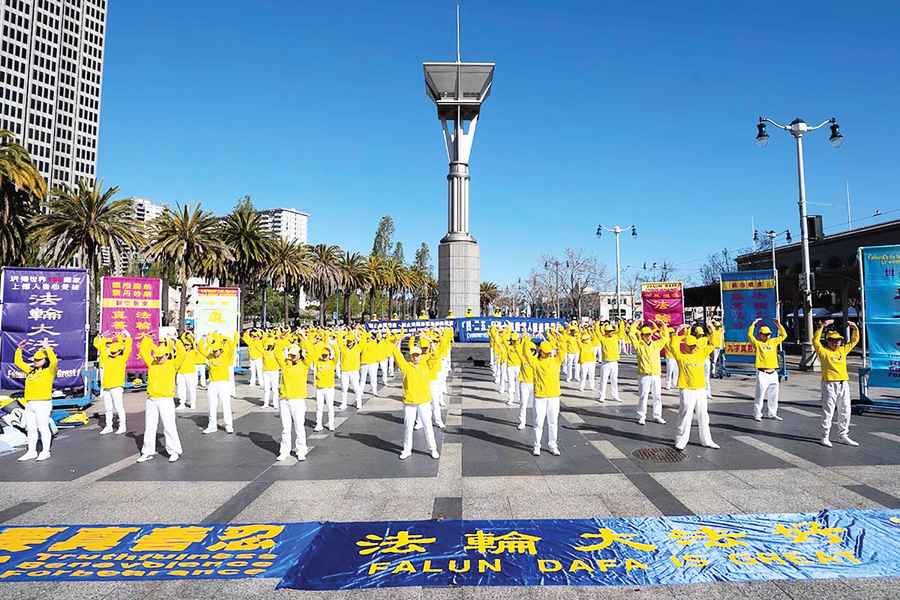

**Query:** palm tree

left=364, top=254, right=385, bottom=316
left=145, top=204, right=231, bottom=329
left=219, top=196, right=276, bottom=315
left=480, top=281, right=500, bottom=314
left=263, top=238, right=311, bottom=325
left=308, top=243, right=343, bottom=326
left=383, top=259, right=409, bottom=318
left=337, top=250, right=367, bottom=324
left=32, top=179, right=144, bottom=334
left=0, top=130, right=47, bottom=266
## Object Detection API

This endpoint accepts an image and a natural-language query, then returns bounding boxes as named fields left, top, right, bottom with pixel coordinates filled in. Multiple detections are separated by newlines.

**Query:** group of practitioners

left=11, top=312, right=860, bottom=464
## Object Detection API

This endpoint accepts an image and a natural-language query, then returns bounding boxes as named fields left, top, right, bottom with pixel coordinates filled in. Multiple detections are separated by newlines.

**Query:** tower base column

left=438, top=236, right=480, bottom=317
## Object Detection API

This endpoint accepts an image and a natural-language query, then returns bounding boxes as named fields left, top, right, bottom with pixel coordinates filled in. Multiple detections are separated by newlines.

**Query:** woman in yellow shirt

left=391, top=339, right=440, bottom=460
left=598, top=322, right=625, bottom=402
left=13, top=342, right=58, bottom=461
left=199, top=333, right=238, bottom=434
left=95, top=332, right=131, bottom=434
left=338, top=333, right=363, bottom=410
left=137, top=336, right=184, bottom=463
left=747, top=318, right=787, bottom=422
left=669, top=326, right=719, bottom=451
left=627, top=320, right=669, bottom=425
left=522, top=339, right=564, bottom=456
left=175, top=332, right=200, bottom=410
left=814, top=320, right=861, bottom=447
left=313, top=342, right=338, bottom=432
left=275, top=343, right=314, bottom=461
left=515, top=335, right=537, bottom=431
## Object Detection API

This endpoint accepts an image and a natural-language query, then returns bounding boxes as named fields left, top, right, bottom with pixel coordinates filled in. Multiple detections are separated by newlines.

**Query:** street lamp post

left=756, top=116, right=843, bottom=368
left=596, top=224, right=637, bottom=322
left=545, top=259, right=561, bottom=317
left=754, top=228, right=792, bottom=319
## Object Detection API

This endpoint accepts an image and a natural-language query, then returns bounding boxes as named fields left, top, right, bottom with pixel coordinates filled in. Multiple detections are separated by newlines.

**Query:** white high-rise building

left=260, top=208, right=309, bottom=244
left=100, top=197, right=166, bottom=275
left=131, top=196, right=165, bottom=224
left=0, top=0, right=108, bottom=190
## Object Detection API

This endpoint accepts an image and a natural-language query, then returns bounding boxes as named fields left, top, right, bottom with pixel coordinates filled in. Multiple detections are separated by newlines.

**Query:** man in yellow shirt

left=200, top=333, right=238, bottom=434
left=515, top=335, right=537, bottom=430
left=95, top=332, right=131, bottom=435
left=628, top=320, right=669, bottom=425
left=669, top=327, right=719, bottom=451
left=313, top=343, right=338, bottom=432
left=175, top=332, right=200, bottom=411
left=598, top=322, right=625, bottom=402
left=242, top=329, right=264, bottom=388
left=522, top=339, right=564, bottom=456
left=13, top=342, right=58, bottom=462
left=577, top=330, right=599, bottom=392
left=137, top=336, right=184, bottom=463
left=391, top=340, right=440, bottom=460
left=814, top=320, right=861, bottom=447
left=504, top=334, right=522, bottom=406
left=748, top=318, right=787, bottom=422
left=359, top=333, right=381, bottom=396
left=275, top=342, right=313, bottom=461
left=709, top=321, right=725, bottom=378
left=259, top=333, right=282, bottom=410
left=338, top=333, right=363, bottom=410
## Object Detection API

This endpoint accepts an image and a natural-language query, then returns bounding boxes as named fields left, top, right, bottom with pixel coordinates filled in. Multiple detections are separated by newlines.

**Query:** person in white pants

left=814, top=321, right=860, bottom=447
left=260, top=337, right=281, bottom=410
left=276, top=344, right=313, bottom=461
left=665, top=350, right=679, bottom=390
left=339, top=335, right=363, bottom=410
left=13, top=344, right=58, bottom=462
left=137, top=337, right=184, bottom=463
left=505, top=334, right=521, bottom=406
left=747, top=319, right=788, bottom=421
left=377, top=334, right=391, bottom=386
left=598, top=322, right=625, bottom=402
left=577, top=332, right=598, bottom=392
left=360, top=334, right=380, bottom=396
left=524, top=340, right=564, bottom=456
left=243, top=329, right=264, bottom=387
left=515, top=337, right=536, bottom=430
left=201, top=334, right=238, bottom=434
left=95, top=332, right=131, bottom=434
left=668, top=329, right=718, bottom=451
left=313, top=345, right=338, bottom=432
left=391, top=342, right=439, bottom=460
left=175, top=336, right=199, bottom=411
left=627, top=320, right=669, bottom=425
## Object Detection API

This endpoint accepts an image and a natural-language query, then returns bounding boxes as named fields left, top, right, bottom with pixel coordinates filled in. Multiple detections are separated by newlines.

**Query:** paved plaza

left=1, top=345, right=899, bottom=599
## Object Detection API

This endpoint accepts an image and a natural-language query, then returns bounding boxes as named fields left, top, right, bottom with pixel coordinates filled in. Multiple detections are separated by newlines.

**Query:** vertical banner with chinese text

left=861, top=245, right=900, bottom=388
left=0, top=267, right=88, bottom=390
left=194, top=287, right=240, bottom=340
left=100, top=277, right=162, bottom=371
left=720, top=270, right=777, bottom=364
left=640, top=282, right=684, bottom=327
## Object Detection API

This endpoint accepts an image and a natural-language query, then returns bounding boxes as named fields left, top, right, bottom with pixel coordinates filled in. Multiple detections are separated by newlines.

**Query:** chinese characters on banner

left=861, top=245, right=900, bottom=388
left=194, top=287, right=240, bottom=340
left=365, top=319, right=455, bottom=338
left=0, top=267, right=87, bottom=390
left=640, top=282, right=685, bottom=327
left=454, top=317, right=566, bottom=343
left=720, top=270, right=777, bottom=365
left=100, top=277, right=162, bottom=371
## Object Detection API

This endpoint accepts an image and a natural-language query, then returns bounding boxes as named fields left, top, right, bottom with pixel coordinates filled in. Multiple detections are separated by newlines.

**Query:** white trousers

left=579, top=361, right=596, bottom=391
left=665, top=357, right=679, bottom=389
left=176, top=373, right=198, bottom=409
left=196, top=365, right=207, bottom=387
left=429, top=381, right=445, bottom=428
left=316, top=388, right=335, bottom=429
left=379, top=359, right=389, bottom=385
left=637, top=375, right=663, bottom=420
left=361, top=363, right=379, bottom=395
left=141, top=397, right=182, bottom=457
left=564, top=353, right=577, bottom=381
left=675, top=389, right=714, bottom=449
left=498, top=361, right=508, bottom=392
left=263, top=370, right=280, bottom=409
left=207, top=380, right=234, bottom=430
left=711, top=349, right=721, bottom=377
left=821, top=381, right=851, bottom=438
left=24, top=399, right=52, bottom=455
left=341, top=370, right=362, bottom=408
left=599, top=361, right=620, bottom=401
left=101, top=386, right=126, bottom=429
left=403, top=403, right=437, bottom=454
left=518, top=382, right=534, bottom=427
left=506, top=365, right=520, bottom=403
left=280, top=398, right=307, bottom=456
left=533, top=396, right=560, bottom=450
left=754, top=371, right=780, bottom=418
left=388, top=355, right=395, bottom=377
left=704, top=360, right=712, bottom=398
left=249, top=358, right=263, bottom=387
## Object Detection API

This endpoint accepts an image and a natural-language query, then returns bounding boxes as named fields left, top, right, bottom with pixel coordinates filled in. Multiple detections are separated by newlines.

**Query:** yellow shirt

left=314, top=355, right=337, bottom=389
left=670, top=336, right=715, bottom=390
left=710, top=327, right=725, bottom=349
left=260, top=336, right=281, bottom=372
left=598, top=333, right=623, bottom=363
left=138, top=340, right=183, bottom=398
left=516, top=338, right=536, bottom=384
left=505, top=340, right=522, bottom=367
left=243, top=333, right=263, bottom=360
left=340, top=341, right=362, bottom=372
left=392, top=346, right=433, bottom=405
left=360, top=337, right=380, bottom=364
left=96, top=336, right=132, bottom=389
left=629, top=327, right=669, bottom=376
left=813, top=326, right=860, bottom=382
left=524, top=349, right=563, bottom=398
left=748, top=323, right=787, bottom=370
left=203, top=336, right=236, bottom=382
left=278, top=355, right=311, bottom=399
left=14, top=347, right=58, bottom=402
left=577, top=338, right=597, bottom=363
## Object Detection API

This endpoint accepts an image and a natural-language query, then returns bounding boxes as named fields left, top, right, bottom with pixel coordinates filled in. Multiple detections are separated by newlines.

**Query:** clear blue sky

left=97, top=0, right=900, bottom=286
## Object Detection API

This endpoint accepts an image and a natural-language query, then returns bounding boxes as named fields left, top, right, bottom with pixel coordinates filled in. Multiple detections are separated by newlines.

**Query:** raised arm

left=747, top=318, right=760, bottom=343
left=846, top=322, right=861, bottom=353
left=813, top=322, right=826, bottom=352
left=13, top=347, right=30, bottom=373
left=773, top=320, right=788, bottom=344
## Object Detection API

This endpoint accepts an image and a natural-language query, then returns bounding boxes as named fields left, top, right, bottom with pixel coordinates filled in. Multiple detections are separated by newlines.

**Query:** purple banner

left=1, top=267, right=88, bottom=390
left=100, top=277, right=162, bottom=371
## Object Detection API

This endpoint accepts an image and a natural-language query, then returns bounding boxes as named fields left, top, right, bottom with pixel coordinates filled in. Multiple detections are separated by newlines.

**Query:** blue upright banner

left=364, top=319, right=455, bottom=337
left=861, top=245, right=900, bottom=388
left=0, top=267, right=88, bottom=390
left=720, top=270, right=778, bottom=365
left=455, top=317, right=565, bottom=343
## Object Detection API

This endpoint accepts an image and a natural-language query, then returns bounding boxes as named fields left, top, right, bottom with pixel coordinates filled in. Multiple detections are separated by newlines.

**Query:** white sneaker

left=516, top=422, right=525, bottom=431
left=754, top=415, right=763, bottom=422
left=769, top=415, right=784, bottom=421
left=18, top=451, right=38, bottom=462
left=202, top=427, right=217, bottom=434
left=225, top=426, right=234, bottom=434
left=100, top=425, right=114, bottom=435
left=399, top=450, right=411, bottom=460
left=327, top=424, right=335, bottom=432
left=297, top=450, right=308, bottom=462
left=703, top=442, right=720, bottom=450
left=168, top=453, right=180, bottom=463
left=674, top=444, right=686, bottom=451
left=431, top=450, right=440, bottom=460
left=838, top=435, right=859, bottom=447
left=532, top=447, right=541, bottom=456
left=338, top=404, right=347, bottom=412
left=654, top=417, right=666, bottom=424
left=313, top=424, right=323, bottom=432
left=414, top=422, right=423, bottom=431
left=549, top=446, right=561, bottom=456
left=136, top=454, right=155, bottom=463
left=276, top=453, right=289, bottom=461
left=820, top=437, right=833, bottom=447
left=436, top=422, right=446, bottom=430
left=115, top=426, right=126, bottom=435
left=637, top=418, right=646, bottom=426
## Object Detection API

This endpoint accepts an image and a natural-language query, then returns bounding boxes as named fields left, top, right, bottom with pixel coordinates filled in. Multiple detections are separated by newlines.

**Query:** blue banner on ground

left=720, top=270, right=777, bottom=365
left=363, top=319, right=455, bottom=336
left=861, top=246, right=900, bottom=388
left=0, top=522, right=321, bottom=582
left=455, top=317, right=565, bottom=343
left=0, top=267, right=88, bottom=390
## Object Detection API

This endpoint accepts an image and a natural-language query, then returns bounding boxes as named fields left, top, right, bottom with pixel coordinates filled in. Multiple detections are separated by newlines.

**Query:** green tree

left=219, top=196, right=276, bottom=315
left=337, top=250, right=367, bottom=324
left=145, top=204, right=231, bottom=329
left=480, top=281, right=500, bottom=313
left=308, top=243, right=343, bottom=326
left=32, top=180, right=144, bottom=334
left=371, top=215, right=395, bottom=258
left=392, top=241, right=405, bottom=264
left=0, top=130, right=47, bottom=266
left=263, top=238, right=311, bottom=325
left=364, top=254, right=385, bottom=316
left=414, top=242, right=431, bottom=274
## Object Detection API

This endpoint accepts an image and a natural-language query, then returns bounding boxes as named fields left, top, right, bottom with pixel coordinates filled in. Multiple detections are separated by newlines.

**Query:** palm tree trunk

left=343, top=290, right=352, bottom=324
left=387, top=288, right=394, bottom=317
left=319, top=291, right=326, bottom=326
left=283, top=276, right=289, bottom=325
left=178, top=264, right=189, bottom=330
left=161, top=265, right=170, bottom=326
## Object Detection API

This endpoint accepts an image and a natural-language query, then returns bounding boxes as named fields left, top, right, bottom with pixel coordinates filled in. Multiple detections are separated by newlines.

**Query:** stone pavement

left=1, top=344, right=899, bottom=599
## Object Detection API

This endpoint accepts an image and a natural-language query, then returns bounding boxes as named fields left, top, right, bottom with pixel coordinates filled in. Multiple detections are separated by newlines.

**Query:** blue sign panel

left=455, top=317, right=565, bottom=343
left=861, top=245, right=900, bottom=388
left=720, top=270, right=777, bottom=365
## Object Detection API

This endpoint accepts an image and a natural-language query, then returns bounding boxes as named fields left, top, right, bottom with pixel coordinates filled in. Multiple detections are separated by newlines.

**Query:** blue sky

left=97, top=1, right=900, bottom=286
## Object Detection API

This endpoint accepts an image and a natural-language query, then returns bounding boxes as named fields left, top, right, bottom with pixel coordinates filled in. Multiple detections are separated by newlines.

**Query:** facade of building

left=0, top=0, right=108, bottom=190
left=259, top=208, right=309, bottom=244
left=100, top=197, right=166, bottom=275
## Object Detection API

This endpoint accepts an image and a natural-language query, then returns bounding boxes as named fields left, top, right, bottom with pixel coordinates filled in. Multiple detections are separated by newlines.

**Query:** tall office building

left=0, top=0, right=108, bottom=190
left=101, top=196, right=166, bottom=274
left=260, top=208, right=309, bottom=244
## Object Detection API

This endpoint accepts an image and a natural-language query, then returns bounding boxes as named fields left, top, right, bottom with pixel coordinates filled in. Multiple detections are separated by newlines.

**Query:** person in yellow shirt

left=95, top=332, right=132, bottom=434
left=627, top=320, right=669, bottom=425
left=692, top=324, right=714, bottom=399
left=748, top=318, right=787, bottom=422
left=313, top=343, right=338, bottom=432
left=413, top=335, right=447, bottom=431
left=377, top=332, right=392, bottom=386
left=577, top=330, right=599, bottom=392
left=391, top=340, right=440, bottom=460
left=494, top=328, right=510, bottom=393
left=663, top=324, right=679, bottom=391
left=137, top=335, right=184, bottom=463
left=522, top=339, right=564, bottom=456
left=13, top=342, right=58, bottom=462
left=259, top=333, right=282, bottom=410
left=814, top=320, right=861, bottom=447
left=276, top=342, right=314, bottom=461
left=669, top=327, right=719, bottom=451
left=598, top=322, right=625, bottom=402
left=338, top=333, right=363, bottom=410
left=243, top=329, right=264, bottom=388
left=562, top=326, right=579, bottom=383
left=200, top=333, right=238, bottom=434
left=709, top=321, right=725, bottom=377
left=359, top=333, right=381, bottom=396
left=504, top=333, right=522, bottom=406
left=515, top=335, right=537, bottom=431
left=175, top=332, right=200, bottom=411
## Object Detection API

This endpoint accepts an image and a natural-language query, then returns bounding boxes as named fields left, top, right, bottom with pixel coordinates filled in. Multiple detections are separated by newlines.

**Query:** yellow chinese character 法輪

left=0, top=527, right=67, bottom=552
left=464, top=530, right=541, bottom=555
left=573, top=528, right=657, bottom=553
left=49, top=527, right=140, bottom=552
left=206, top=525, right=285, bottom=551
left=355, top=530, right=437, bottom=556
left=669, top=526, right=748, bottom=549
left=772, top=521, right=845, bottom=544
left=130, top=526, right=212, bottom=552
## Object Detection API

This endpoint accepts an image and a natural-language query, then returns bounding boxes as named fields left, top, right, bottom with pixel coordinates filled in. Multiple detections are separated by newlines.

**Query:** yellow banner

left=721, top=279, right=775, bottom=291
left=101, top=299, right=162, bottom=309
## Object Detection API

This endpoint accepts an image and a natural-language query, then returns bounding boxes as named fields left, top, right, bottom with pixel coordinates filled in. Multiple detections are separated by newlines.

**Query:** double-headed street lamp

left=754, top=228, right=792, bottom=317
left=596, top=224, right=637, bottom=322
left=755, top=115, right=843, bottom=368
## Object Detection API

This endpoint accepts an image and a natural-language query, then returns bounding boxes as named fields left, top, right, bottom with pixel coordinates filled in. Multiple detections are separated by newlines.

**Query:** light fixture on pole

left=596, top=224, right=637, bottom=322
left=756, top=115, right=843, bottom=369
left=753, top=228, right=791, bottom=318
